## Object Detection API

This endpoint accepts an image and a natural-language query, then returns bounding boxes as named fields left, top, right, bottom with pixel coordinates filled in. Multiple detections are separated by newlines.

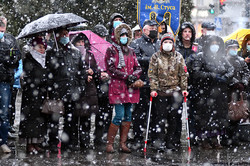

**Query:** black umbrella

left=17, top=13, right=88, bottom=39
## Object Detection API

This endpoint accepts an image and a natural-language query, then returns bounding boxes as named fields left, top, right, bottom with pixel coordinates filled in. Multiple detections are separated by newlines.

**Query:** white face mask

left=163, top=43, right=173, bottom=52
left=206, top=30, right=215, bottom=36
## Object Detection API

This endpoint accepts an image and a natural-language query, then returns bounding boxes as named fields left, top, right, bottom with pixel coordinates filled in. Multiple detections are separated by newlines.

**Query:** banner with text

left=137, top=0, right=181, bottom=35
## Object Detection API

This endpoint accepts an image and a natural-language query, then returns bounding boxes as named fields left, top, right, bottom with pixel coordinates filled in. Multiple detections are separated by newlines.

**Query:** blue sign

left=137, top=0, right=181, bottom=35
left=214, top=17, right=222, bottom=31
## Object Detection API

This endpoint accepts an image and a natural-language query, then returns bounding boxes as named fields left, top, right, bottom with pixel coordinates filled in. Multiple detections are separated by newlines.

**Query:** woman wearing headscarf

left=105, top=23, right=142, bottom=153
left=71, top=33, right=103, bottom=148
left=193, top=35, right=234, bottom=149
left=19, top=37, right=48, bottom=154
left=148, top=33, right=188, bottom=151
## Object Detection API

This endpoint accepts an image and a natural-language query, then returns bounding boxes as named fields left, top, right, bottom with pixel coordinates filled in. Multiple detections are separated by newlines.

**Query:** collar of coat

left=142, top=34, right=158, bottom=43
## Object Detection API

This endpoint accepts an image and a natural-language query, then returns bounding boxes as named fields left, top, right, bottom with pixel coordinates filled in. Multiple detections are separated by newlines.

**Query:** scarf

left=112, top=42, right=125, bottom=69
left=30, top=49, right=46, bottom=68
left=76, top=46, right=87, bottom=62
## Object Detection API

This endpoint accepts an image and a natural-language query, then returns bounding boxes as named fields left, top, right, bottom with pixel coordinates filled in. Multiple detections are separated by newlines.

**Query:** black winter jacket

left=46, top=43, right=87, bottom=101
left=226, top=55, right=250, bottom=86
left=130, top=34, right=160, bottom=87
left=193, top=36, right=234, bottom=88
left=0, top=33, right=20, bottom=83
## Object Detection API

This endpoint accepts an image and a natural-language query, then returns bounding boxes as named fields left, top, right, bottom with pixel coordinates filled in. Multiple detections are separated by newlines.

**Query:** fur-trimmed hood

left=114, top=23, right=132, bottom=46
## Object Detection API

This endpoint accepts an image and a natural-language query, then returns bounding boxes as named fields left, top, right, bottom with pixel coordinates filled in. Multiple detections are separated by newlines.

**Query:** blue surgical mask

left=120, top=37, right=128, bottom=45
left=229, top=49, right=238, bottom=56
left=59, top=36, right=69, bottom=45
left=247, top=44, right=250, bottom=51
left=0, top=32, right=4, bottom=39
left=210, top=44, right=219, bottom=54
left=113, top=21, right=122, bottom=29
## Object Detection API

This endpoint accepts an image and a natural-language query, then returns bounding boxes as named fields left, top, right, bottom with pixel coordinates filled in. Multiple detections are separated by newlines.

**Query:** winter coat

left=19, top=52, right=47, bottom=138
left=0, top=33, right=20, bottom=83
left=46, top=43, right=87, bottom=102
left=176, top=25, right=202, bottom=89
left=75, top=51, right=100, bottom=116
left=105, top=23, right=142, bottom=104
left=193, top=35, right=234, bottom=131
left=148, top=50, right=188, bottom=96
left=130, top=34, right=160, bottom=87
left=226, top=55, right=250, bottom=87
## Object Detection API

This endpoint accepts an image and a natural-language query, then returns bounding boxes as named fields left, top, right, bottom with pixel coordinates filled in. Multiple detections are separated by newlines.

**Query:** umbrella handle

left=53, top=31, right=59, bottom=51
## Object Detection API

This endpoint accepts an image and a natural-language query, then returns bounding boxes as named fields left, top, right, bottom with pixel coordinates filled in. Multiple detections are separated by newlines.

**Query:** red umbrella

left=69, top=30, right=112, bottom=71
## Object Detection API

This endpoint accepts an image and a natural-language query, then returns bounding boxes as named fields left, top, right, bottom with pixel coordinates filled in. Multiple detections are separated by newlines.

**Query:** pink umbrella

left=69, top=30, right=112, bottom=71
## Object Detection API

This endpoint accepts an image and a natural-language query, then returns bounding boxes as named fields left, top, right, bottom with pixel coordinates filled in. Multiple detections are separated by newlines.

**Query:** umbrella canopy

left=223, top=29, right=250, bottom=48
left=69, top=30, right=112, bottom=71
left=17, top=13, right=88, bottom=39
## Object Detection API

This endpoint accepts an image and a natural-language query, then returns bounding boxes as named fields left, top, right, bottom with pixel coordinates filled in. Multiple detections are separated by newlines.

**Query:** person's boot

left=120, top=122, right=131, bottom=153
left=106, top=123, right=119, bottom=153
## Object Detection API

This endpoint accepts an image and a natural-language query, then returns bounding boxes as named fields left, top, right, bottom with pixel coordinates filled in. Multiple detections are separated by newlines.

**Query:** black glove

left=126, top=75, right=137, bottom=86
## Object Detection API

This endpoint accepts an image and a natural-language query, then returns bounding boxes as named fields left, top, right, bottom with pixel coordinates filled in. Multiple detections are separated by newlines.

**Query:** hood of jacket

left=114, top=23, right=132, bottom=46
left=108, top=13, right=125, bottom=35
left=203, top=35, right=225, bottom=58
left=178, top=22, right=196, bottom=44
left=242, top=34, right=250, bottom=56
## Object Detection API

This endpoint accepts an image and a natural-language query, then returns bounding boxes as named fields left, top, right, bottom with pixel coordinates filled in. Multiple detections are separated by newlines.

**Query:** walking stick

left=183, top=92, right=191, bottom=151
left=144, top=95, right=154, bottom=153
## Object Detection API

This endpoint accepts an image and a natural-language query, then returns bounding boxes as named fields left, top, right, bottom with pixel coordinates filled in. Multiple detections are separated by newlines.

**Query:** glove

left=126, top=75, right=137, bottom=86
left=233, top=83, right=244, bottom=91
left=150, top=91, right=158, bottom=97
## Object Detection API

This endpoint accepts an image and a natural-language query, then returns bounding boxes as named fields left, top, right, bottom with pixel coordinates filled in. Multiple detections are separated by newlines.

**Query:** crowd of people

left=0, top=12, right=249, bottom=155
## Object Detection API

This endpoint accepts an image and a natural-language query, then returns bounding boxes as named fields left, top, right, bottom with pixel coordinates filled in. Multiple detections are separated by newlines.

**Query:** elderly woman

left=193, top=35, right=234, bottom=149
left=19, top=37, right=48, bottom=154
left=105, top=23, right=142, bottom=153
left=148, top=33, right=188, bottom=151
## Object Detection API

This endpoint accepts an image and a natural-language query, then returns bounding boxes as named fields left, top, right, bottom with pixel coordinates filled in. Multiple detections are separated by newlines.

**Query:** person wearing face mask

left=130, top=19, right=160, bottom=149
left=192, top=35, right=234, bottom=149
left=240, top=34, right=250, bottom=69
left=148, top=33, right=188, bottom=151
left=222, top=39, right=250, bottom=147
left=175, top=22, right=203, bottom=147
left=46, top=28, right=87, bottom=152
left=71, top=33, right=104, bottom=148
left=107, top=13, right=125, bottom=43
left=196, top=22, right=216, bottom=48
left=105, top=23, right=142, bottom=153
left=19, top=37, right=48, bottom=154
left=0, top=15, right=20, bottom=153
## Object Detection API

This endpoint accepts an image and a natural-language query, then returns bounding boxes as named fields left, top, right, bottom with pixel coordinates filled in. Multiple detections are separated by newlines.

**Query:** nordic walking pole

left=183, top=92, right=191, bottom=151
left=144, top=93, right=157, bottom=153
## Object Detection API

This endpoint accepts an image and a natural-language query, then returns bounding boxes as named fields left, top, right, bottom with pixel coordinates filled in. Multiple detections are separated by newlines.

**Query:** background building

left=192, top=0, right=250, bottom=38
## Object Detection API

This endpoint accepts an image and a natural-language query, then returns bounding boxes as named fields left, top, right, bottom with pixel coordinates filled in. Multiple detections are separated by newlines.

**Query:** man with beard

left=175, top=22, right=202, bottom=147
left=130, top=19, right=160, bottom=150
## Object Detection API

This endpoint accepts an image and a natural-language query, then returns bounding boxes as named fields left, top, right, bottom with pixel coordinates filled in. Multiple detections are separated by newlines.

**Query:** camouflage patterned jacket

left=148, top=50, right=188, bottom=95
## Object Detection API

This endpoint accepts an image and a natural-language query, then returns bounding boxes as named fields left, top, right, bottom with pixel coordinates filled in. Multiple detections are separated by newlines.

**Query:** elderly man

left=0, top=15, right=20, bottom=153
left=130, top=19, right=160, bottom=149
left=196, top=21, right=216, bottom=47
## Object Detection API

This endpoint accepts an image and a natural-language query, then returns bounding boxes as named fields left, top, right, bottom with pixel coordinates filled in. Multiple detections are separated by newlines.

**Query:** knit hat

left=160, top=33, right=175, bottom=52
left=161, top=32, right=175, bottom=44
left=31, top=37, right=47, bottom=49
